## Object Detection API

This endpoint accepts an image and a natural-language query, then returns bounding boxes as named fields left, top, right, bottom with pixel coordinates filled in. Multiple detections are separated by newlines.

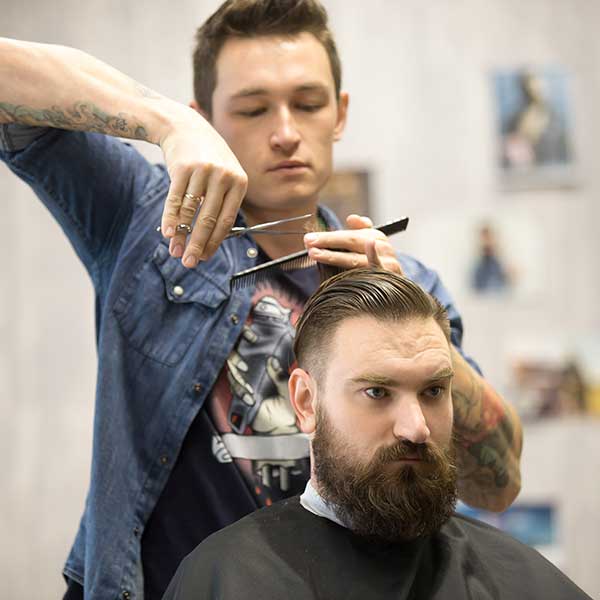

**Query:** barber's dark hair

left=294, top=268, right=451, bottom=379
left=193, top=0, right=342, bottom=117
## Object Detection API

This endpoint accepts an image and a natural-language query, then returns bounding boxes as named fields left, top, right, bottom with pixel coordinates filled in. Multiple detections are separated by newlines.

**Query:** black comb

left=230, top=216, right=409, bottom=290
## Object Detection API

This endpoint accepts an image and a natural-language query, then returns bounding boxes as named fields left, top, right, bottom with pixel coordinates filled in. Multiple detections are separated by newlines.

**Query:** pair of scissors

left=156, top=213, right=312, bottom=237
left=225, top=213, right=312, bottom=238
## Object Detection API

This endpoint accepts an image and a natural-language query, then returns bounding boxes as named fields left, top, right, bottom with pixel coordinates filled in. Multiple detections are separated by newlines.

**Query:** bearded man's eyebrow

left=349, top=367, right=454, bottom=387
left=349, top=375, right=398, bottom=387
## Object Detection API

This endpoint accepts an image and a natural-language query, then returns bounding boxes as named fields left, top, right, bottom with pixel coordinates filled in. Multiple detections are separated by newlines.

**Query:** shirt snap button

left=173, top=285, right=184, bottom=297
left=246, top=247, right=258, bottom=258
left=159, top=455, right=168, bottom=465
left=230, top=314, right=240, bottom=325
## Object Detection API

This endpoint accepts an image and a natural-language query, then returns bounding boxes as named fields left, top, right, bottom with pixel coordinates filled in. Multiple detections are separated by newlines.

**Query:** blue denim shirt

left=0, top=124, right=478, bottom=600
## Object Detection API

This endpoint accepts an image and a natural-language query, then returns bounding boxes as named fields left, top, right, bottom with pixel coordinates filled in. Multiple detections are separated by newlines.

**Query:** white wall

left=1, top=1, right=599, bottom=598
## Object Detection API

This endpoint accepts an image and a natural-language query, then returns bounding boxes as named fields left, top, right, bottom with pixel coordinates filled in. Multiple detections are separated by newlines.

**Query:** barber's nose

left=270, top=108, right=301, bottom=154
left=392, top=399, right=431, bottom=445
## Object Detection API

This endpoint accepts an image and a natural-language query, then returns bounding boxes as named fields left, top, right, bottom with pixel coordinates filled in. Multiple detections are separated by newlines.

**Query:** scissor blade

left=244, top=213, right=313, bottom=234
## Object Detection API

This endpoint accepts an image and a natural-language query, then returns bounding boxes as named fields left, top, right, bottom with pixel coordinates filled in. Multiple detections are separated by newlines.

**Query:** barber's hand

left=303, top=214, right=404, bottom=274
left=159, top=110, right=248, bottom=268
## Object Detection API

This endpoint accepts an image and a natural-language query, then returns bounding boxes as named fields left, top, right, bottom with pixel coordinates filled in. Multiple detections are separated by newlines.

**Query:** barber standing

left=0, top=1, right=522, bottom=599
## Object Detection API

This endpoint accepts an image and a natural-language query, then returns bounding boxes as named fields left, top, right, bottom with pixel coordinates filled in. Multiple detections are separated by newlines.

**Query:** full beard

left=312, top=406, right=458, bottom=543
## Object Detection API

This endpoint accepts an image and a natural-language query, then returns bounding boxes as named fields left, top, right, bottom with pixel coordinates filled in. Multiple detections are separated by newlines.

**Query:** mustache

left=374, top=440, right=445, bottom=465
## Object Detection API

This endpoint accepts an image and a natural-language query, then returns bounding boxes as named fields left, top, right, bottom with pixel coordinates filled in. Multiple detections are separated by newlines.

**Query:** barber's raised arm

left=451, top=346, right=523, bottom=512
left=0, top=38, right=247, bottom=265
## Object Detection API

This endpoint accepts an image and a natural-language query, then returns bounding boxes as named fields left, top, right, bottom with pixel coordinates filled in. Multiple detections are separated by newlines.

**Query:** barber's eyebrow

left=425, top=366, right=455, bottom=382
left=229, top=83, right=330, bottom=100
left=349, top=366, right=455, bottom=387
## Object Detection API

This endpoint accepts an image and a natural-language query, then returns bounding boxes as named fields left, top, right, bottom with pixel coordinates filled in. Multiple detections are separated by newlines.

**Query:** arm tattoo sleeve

left=0, top=101, right=150, bottom=141
left=451, top=348, right=523, bottom=511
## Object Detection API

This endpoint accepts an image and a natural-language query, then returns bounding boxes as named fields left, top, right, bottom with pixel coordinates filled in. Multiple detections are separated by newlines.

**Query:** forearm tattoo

left=452, top=351, right=522, bottom=509
left=453, top=383, right=514, bottom=488
left=0, top=101, right=150, bottom=141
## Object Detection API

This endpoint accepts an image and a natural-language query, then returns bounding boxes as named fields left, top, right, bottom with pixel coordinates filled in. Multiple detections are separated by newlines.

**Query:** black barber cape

left=163, top=496, right=590, bottom=600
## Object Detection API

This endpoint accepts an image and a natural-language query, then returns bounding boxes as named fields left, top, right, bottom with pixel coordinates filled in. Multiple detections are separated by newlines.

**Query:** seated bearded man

left=163, top=269, right=589, bottom=600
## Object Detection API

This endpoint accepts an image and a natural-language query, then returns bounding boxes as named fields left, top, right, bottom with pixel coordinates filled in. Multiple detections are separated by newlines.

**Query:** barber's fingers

left=308, top=241, right=403, bottom=274
left=161, top=167, right=190, bottom=238
left=161, top=163, right=203, bottom=258
left=365, top=239, right=384, bottom=268
left=201, top=183, right=247, bottom=261
left=180, top=173, right=225, bottom=268
left=307, top=248, right=367, bottom=270
left=346, top=213, right=373, bottom=229
left=181, top=168, right=245, bottom=267
left=159, top=121, right=248, bottom=266
left=169, top=179, right=207, bottom=259
left=303, top=228, right=387, bottom=253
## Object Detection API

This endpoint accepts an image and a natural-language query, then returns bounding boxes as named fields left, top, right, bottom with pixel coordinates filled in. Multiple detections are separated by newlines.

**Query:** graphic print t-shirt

left=206, top=265, right=318, bottom=506
left=141, top=252, right=320, bottom=599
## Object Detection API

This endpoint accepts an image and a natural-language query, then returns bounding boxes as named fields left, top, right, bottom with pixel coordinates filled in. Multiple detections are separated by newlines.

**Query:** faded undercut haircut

left=294, top=269, right=452, bottom=381
left=193, top=0, right=342, bottom=117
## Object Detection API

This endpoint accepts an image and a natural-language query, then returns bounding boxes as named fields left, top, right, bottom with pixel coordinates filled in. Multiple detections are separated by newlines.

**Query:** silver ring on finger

left=175, top=223, right=193, bottom=235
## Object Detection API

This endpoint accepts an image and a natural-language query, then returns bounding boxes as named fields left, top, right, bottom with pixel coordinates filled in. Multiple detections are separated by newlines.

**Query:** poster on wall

left=493, top=68, right=576, bottom=191
left=505, top=335, right=600, bottom=422
left=405, top=208, right=547, bottom=304
left=509, top=353, right=588, bottom=421
left=469, top=221, right=518, bottom=295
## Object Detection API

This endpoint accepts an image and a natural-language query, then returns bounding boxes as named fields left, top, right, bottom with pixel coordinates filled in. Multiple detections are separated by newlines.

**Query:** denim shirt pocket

left=113, top=243, right=229, bottom=366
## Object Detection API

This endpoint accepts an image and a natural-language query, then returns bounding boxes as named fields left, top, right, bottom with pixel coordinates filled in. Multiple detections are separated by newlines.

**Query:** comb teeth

left=230, top=251, right=347, bottom=291
left=230, top=250, right=314, bottom=290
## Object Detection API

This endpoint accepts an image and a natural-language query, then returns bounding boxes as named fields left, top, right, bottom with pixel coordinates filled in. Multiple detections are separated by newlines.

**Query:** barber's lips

left=269, top=161, right=309, bottom=174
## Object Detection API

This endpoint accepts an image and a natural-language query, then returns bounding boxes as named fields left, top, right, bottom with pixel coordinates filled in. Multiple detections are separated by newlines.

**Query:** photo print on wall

left=493, top=68, right=577, bottom=191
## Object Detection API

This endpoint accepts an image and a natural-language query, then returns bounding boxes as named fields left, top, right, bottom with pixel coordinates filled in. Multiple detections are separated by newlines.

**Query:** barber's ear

left=333, top=92, right=349, bottom=142
left=189, top=100, right=210, bottom=121
left=289, top=368, right=317, bottom=434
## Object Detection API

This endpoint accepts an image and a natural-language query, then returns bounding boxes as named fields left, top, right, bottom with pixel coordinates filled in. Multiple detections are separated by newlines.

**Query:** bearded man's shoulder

left=440, top=511, right=543, bottom=559
left=164, top=497, right=318, bottom=599
left=436, top=514, right=590, bottom=599
left=195, top=496, right=314, bottom=556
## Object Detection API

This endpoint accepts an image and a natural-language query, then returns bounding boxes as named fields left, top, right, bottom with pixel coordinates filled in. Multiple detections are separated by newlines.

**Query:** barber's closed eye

left=237, top=108, right=267, bottom=117
left=297, top=103, right=324, bottom=113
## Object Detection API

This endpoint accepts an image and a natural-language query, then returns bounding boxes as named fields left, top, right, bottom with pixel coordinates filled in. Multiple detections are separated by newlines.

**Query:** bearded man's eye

left=365, top=387, right=388, bottom=400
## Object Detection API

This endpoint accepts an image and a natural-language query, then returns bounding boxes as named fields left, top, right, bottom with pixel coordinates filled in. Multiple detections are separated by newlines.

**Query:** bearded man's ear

left=288, top=368, right=317, bottom=435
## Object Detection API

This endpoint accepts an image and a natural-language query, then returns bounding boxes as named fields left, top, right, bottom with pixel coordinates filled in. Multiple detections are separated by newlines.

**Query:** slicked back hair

left=293, top=268, right=451, bottom=381
left=193, top=0, right=342, bottom=117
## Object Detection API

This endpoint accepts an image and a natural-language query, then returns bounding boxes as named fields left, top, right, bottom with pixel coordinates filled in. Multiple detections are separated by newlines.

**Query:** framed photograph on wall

left=405, top=208, right=547, bottom=304
left=493, top=68, right=576, bottom=190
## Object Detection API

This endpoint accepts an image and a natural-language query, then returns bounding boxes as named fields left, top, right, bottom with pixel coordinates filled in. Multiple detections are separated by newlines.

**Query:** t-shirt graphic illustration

left=207, top=276, right=315, bottom=506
